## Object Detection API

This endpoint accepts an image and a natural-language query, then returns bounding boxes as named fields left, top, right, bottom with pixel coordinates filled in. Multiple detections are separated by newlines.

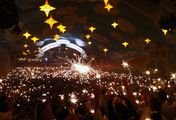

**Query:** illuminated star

left=39, top=0, right=56, bottom=17
left=162, top=29, right=168, bottom=36
left=57, top=24, right=66, bottom=33
left=89, top=26, right=96, bottom=33
left=85, top=34, right=91, bottom=39
left=53, top=34, right=60, bottom=41
left=122, top=41, right=129, bottom=47
left=31, top=36, right=39, bottom=43
left=104, top=0, right=109, bottom=5
left=111, top=22, right=118, bottom=28
left=105, top=4, right=113, bottom=12
left=23, top=31, right=31, bottom=39
left=145, top=38, right=151, bottom=44
left=44, top=16, right=58, bottom=29
left=24, top=44, right=28, bottom=48
left=103, top=48, right=108, bottom=53
left=87, top=41, right=92, bottom=45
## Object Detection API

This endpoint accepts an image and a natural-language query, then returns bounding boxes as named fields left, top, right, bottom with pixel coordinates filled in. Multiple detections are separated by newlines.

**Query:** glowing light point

left=57, top=24, right=66, bottom=33
left=145, top=70, right=150, bottom=75
left=31, top=36, right=39, bottom=43
left=85, top=34, right=91, bottom=39
left=44, top=16, right=58, bottom=29
left=162, top=29, right=168, bottom=36
left=145, top=38, right=151, bottom=44
left=23, top=32, right=31, bottom=39
left=122, top=41, right=129, bottom=47
left=88, top=41, right=92, bottom=45
left=89, top=26, right=96, bottom=33
left=105, top=4, right=113, bottom=12
left=171, top=73, right=176, bottom=79
left=24, top=44, right=28, bottom=48
left=103, top=48, right=108, bottom=53
left=111, top=22, right=118, bottom=28
left=39, top=0, right=56, bottom=17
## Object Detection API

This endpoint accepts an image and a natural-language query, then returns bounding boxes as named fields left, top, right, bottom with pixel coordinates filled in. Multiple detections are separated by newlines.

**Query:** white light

left=171, top=73, right=176, bottom=79
left=90, top=109, right=95, bottom=114
left=96, top=74, right=101, bottom=79
left=122, top=61, right=129, bottom=68
left=72, top=63, right=90, bottom=74
left=0, top=79, right=2, bottom=83
left=145, top=70, right=150, bottom=75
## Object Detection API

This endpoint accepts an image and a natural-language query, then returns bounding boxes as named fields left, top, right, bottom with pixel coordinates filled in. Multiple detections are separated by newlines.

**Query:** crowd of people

left=0, top=66, right=176, bottom=120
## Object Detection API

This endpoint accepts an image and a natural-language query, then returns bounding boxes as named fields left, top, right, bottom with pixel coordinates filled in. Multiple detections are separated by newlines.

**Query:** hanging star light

left=53, top=34, right=60, bottom=41
left=145, top=38, right=151, bottom=44
left=23, top=31, right=31, bottom=39
left=87, top=41, right=92, bottom=45
left=122, top=41, right=129, bottom=47
left=104, top=0, right=109, bottom=5
left=24, top=44, right=28, bottom=48
left=105, top=4, right=113, bottom=12
left=44, top=16, right=58, bottom=29
left=162, top=29, right=168, bottom=36
left=103, top=48, right=108, bottom=53
left=39, top=0, right=56, bottom=17
left=85, top=34, right=91, bottom=39
left=31, top=36, right=39, bottom=43
left=57, top=24, right=66, bottom=33
left=111, top=22, right=118, bottom=28
left=89, top=26, right=96, bottom=33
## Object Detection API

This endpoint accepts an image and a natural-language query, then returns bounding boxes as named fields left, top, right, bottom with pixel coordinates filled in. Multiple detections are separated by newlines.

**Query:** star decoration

left=39, top=0, right=56, bottom=17
left=57, top=24, right=66, bottom=33
left=44, top=16, right=58, bottom=29
left=31, top=36, right=39, bottom=43
left=23, top=31, right=31, bottom=39
left=145, top=38, right=151, bottom=44
left=104, top=0, right=109, bottom=5
left=162, top=29, right=168, bottom=36
left=105, top=4, right=113, bottom=12
left=24, top=44, right=28, bottom=48
left=53, top=34, right=60, bottom=41
left=89, top=26, right=96, bottom=33
left=85, top=34, right=91, bottom=39
left=122, top=41, right=129, bottom=47
left=103, top=48, right=108, bottom=53
left=87, top=41, right=92, bottom=45
left=111, top=22, right=118, bottom=28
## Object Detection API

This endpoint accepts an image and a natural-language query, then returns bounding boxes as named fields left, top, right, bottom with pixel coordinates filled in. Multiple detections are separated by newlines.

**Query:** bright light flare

left=171, top=73, right=176, bottom=79
left=72, top=63, right=91, bottom=74
left=122, top=61, right=129, bottom=68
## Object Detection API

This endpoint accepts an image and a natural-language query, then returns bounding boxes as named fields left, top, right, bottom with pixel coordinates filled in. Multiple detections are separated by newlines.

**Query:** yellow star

left=57, top=24, right=66, bottom=33
left=39, top=0, right=56, bottom=17
left=105, top=4, right=113, bottom=12
left=85, top=34, right=91, bottom=39
left=87, top=41, right=92, bottom=45
left=104, top=0, right=109, bottom=5
left=31, top=36, right=39, bottom=43
left=103, top=48, right=108, bottom=53
left=89, top=26, right=96, bottom=33
left=23, top=31, right=31, bottom=39
left=122, top=41, right=129, bottom=47
left=44, top=16, right=58, bottom=29
left=145, top=38, right=151, bottom=44
left=162, top=29, right=168, bottom=36
left=53, top=34, right=60, bottom=41
left=111, top=22, right=118, bottom=28
left=24, top=44, right=28, bottom=48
